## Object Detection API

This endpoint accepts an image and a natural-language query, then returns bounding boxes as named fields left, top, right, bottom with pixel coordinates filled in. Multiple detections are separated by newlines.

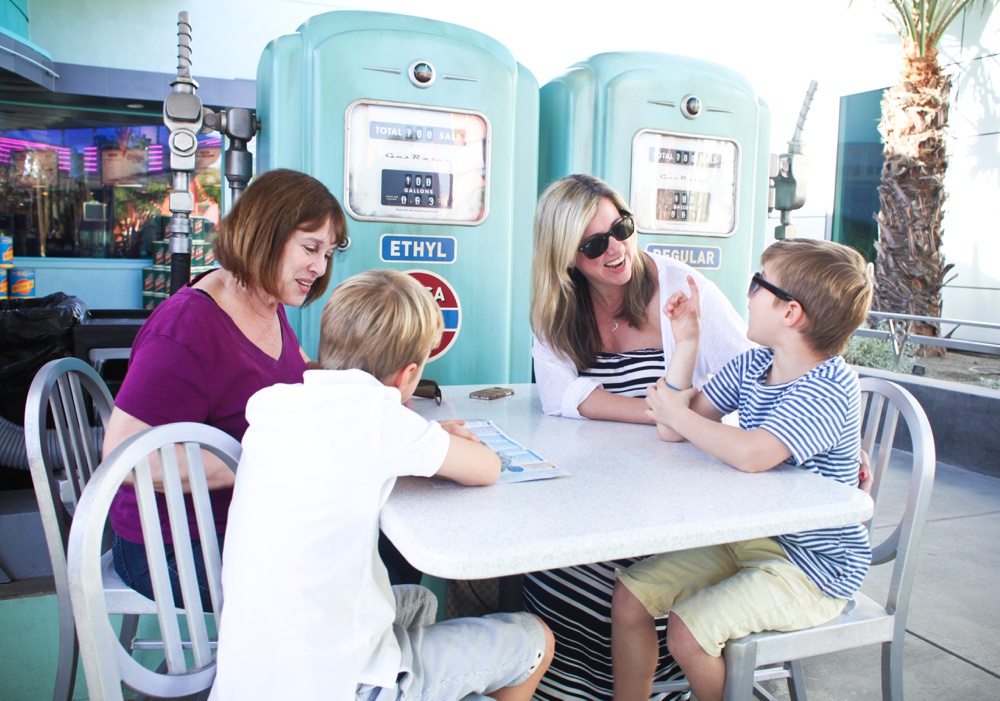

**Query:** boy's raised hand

left=663, top=275, right=702, bottom=345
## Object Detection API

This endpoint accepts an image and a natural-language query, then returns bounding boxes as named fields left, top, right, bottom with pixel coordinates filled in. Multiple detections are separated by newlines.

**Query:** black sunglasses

left=413, top=378, right=442, bottom=405
left=578, top=214, right=635, bottom=260
left=748, top=272, right=803, bottom=310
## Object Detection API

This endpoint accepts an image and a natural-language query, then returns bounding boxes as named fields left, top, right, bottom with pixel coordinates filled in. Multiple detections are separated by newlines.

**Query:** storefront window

left=0, top=126, right=221, bottom=259
left=832, top=88, right=885, bottom=263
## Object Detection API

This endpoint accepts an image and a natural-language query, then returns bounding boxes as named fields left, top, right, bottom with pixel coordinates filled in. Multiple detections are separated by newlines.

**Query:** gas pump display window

left=346, top=100, right=490, bottom=224
left=631, top=131, right=739, bottom=237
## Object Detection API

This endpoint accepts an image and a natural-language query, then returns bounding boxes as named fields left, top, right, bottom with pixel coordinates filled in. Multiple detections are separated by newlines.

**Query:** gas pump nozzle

left=769, top=80, right=818, bottom=240
left=203, top=106, right=258, bottom=204
left=163, top=12, right=257, bottom=295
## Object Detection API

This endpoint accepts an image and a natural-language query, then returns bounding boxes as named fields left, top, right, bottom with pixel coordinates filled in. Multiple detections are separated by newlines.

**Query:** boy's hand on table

left=859, top=449, right=874, bottom=494
left=440, top=420, right=480, bottom=443
left=645, top=378, right=696, bottom=426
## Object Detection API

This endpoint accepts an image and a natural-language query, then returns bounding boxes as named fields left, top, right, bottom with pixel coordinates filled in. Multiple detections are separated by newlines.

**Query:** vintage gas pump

left=162, top=12, right=258, bottom=294
left=256, top=11, right=539, bottom=384
left=768, top=80, right=817, bottom=240
left=538, top=52, right=773, bottom=311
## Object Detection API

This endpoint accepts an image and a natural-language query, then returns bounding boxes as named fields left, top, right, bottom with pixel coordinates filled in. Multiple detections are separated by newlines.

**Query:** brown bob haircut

left=212, top=168, right=348, bottom=306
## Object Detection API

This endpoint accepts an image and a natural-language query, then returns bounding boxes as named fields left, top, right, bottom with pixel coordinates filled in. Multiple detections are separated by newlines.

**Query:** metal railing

left=853, top=311, right=1000, bottom=370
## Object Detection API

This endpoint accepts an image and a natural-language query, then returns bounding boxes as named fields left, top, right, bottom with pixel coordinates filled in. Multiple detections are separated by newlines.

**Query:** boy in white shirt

left=212, top=269, right=554, bottom=701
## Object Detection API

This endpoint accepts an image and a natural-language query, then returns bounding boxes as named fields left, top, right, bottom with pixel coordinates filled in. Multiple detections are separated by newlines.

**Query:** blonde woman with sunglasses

left=530, top=173, right=750, bottom=423
left=525, top=173, right=752, bottom=700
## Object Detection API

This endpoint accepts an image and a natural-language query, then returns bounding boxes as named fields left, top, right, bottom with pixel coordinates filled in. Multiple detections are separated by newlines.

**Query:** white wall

left=26, top=0, right=999, bottom=337
left=938, top=8, right=1000, bottom=340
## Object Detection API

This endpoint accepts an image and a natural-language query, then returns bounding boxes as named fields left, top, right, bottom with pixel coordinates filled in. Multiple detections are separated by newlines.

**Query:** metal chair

left=25, top=357, right=152, bottom=701
left=67, top=422, right=241, bottom=701
left=651, top=377, right=936, bottom=701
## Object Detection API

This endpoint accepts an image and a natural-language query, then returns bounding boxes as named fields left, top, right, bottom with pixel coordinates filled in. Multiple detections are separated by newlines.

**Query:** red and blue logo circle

left=406, top=269, right=461, bottom=360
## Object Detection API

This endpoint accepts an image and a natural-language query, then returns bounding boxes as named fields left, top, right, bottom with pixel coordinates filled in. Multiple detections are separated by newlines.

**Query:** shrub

left=844, top=334, right=916, bottom=374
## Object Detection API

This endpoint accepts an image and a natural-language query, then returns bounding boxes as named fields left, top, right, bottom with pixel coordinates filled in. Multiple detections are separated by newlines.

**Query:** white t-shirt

left=210, top=369, right=450, bottom=701
left=532, top=253, right=753, bottom=418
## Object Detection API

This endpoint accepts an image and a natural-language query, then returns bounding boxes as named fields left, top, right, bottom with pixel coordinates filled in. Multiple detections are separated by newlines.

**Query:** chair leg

left=723, top=641, right=758, bottom=701
left=882, top=639, right=903, bottom=701
left=752, top=682, right=780, bottom=700
left=52, top=607, right=79, bottom=701
left=117, top=615, right=152, bottom=701
left=119, top=613, right=140, bottom=651
left=787, top=660, right=807, bottom=701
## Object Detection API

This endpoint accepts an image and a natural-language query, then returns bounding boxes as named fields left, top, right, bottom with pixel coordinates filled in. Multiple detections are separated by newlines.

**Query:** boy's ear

left=783, top=301, right=808, bottom=329
left=389, top=362, right=420, bottom=392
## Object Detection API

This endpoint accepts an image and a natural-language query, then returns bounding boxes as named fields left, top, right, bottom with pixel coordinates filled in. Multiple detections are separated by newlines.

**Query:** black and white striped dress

left=523, top=349, right=689, bottom=700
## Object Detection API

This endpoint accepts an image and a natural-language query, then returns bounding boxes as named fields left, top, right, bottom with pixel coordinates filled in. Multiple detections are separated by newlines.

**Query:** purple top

left=110, top=272, right=307, bottom=544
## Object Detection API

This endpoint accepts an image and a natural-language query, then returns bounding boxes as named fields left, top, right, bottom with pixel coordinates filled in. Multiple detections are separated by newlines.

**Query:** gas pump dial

left=344, top=99, right=491, bottom=224
left=631, top=130, right=739, bottom=237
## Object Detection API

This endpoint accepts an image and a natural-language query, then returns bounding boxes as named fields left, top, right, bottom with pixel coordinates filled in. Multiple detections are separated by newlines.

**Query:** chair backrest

left=858, top=377, right=936, bottom=623
left=67, top=422, right=241, bottom=701
left=25, top=358, right=115, bottom=592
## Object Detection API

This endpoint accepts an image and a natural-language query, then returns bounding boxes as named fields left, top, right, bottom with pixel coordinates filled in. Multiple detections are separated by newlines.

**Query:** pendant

left=610, top=319, right=619, bottom=332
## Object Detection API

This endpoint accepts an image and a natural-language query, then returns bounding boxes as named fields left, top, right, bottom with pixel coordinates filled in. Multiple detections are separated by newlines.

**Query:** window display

left=0, top=126, right=222, bottom=259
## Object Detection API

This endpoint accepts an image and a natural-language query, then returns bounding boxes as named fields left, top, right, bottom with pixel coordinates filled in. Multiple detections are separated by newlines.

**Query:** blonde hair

left=530, top=174, right=656, bottom=371
left=318, top=270, right=444, bottom=381
left=762, top=239, right=873, bottom=356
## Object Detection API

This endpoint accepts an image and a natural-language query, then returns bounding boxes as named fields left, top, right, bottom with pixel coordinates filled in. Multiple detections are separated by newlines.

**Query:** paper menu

left=433, top=419, right=570, bottom=486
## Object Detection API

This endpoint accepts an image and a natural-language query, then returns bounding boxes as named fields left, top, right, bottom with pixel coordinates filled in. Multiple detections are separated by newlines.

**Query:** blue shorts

left=357, top=586, right=546, bottom=700
left=112, top=531, right=221, bottom=610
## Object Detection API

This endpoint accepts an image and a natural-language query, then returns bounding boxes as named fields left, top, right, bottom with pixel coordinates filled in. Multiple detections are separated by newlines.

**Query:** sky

left=31, top=0, right=993, bottom=219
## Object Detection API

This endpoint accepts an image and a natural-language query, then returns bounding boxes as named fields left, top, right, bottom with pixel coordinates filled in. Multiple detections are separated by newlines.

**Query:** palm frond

left=887, top=0, right=916, bottom=39
left=930, top=1, right=991, bottom=46
left=865, top=0, right=997, bottom=54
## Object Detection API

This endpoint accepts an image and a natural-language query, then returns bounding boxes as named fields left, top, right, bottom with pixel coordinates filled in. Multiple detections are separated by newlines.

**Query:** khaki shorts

left=617, top=537, right=846, bottom=657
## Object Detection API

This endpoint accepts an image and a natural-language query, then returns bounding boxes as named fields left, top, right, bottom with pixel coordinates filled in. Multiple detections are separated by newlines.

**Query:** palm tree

left=869, top=0, right=996, bottom=353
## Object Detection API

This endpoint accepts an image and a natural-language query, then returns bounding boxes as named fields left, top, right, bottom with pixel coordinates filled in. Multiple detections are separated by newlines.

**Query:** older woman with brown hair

left=526, top=173, right=752, bottom=699
left=103, top=168, right=348, bottom=607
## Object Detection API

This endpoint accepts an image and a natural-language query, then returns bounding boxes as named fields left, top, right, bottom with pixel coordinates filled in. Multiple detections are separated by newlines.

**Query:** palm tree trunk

left=874, top=41, right=955, bottom=355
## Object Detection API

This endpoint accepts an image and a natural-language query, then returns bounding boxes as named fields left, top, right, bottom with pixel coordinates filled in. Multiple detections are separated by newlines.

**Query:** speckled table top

left=381, top=384, right=874, bottom=580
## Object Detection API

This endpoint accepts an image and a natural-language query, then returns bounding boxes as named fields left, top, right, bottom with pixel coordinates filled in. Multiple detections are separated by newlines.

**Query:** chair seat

left=101, top=550, right=159, bottom=615
left=729, top=592, right=895, bottom=666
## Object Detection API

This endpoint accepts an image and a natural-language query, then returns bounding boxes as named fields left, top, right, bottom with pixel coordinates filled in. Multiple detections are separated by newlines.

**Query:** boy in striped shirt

left=610, top=239, right=874, bottom=701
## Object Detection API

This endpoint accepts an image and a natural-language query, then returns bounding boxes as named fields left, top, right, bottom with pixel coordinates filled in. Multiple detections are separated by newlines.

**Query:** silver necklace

left=609, top=318, right=619, bottom=332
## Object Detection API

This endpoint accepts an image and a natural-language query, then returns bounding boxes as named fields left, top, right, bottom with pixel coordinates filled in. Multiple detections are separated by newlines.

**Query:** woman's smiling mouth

left=604, top=254, right=626, bottom=269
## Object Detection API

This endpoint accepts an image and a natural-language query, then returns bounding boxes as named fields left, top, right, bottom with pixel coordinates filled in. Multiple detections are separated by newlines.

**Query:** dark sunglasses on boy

left=748, top=272, right=803, bottom=311
left=578, top=213, right=635, bottom=260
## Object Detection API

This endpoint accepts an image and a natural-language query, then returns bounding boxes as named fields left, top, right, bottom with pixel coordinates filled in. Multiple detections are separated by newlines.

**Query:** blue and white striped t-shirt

left=702, top=347, right=871, bottom=599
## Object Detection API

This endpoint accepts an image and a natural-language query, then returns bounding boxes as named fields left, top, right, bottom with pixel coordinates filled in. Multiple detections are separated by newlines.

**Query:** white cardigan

left=532, top=253, right=753, bottom=419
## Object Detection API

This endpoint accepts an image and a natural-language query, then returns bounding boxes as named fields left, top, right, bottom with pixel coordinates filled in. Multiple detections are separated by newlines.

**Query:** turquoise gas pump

left=256, top=11, right=538, bottom=384
left=538, top=52, right=772, bottom=312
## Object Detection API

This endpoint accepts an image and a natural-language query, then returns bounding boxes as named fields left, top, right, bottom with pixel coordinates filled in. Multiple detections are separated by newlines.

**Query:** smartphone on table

left=469, top=387, right=515, bottom=400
